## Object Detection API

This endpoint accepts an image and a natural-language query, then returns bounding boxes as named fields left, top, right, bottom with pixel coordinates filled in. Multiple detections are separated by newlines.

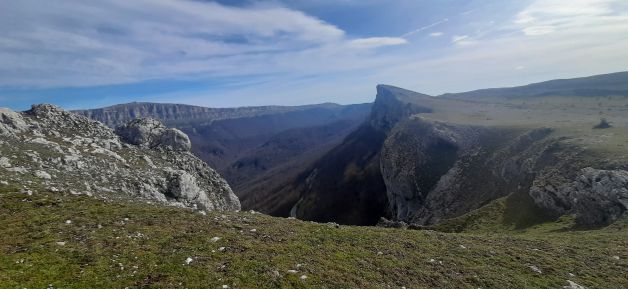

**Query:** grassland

left=406, top=94, right=628, bottom=158
left=1, top=185, right=626, bottom=289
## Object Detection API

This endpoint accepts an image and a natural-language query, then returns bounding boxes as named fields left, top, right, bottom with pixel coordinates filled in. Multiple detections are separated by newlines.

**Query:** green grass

left=1, top=187, right=627, bottom=289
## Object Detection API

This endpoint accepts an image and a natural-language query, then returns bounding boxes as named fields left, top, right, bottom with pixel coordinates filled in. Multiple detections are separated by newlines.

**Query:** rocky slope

left=0, top=104, right=240, bottom=211
left=76, top=102, right=371, bottom=215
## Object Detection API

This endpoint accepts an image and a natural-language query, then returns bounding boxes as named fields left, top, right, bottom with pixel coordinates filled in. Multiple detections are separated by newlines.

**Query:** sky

left=1, top=0, right=628, bottom=110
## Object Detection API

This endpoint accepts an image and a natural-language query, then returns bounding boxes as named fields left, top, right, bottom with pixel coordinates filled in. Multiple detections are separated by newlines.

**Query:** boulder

left=0, top=107, right=28, bottom=135
left=116, top=118, right=191, bottom=151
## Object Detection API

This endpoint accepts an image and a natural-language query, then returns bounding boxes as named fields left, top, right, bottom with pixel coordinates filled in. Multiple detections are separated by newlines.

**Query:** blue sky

left=1, top=0, right=628, bottom=110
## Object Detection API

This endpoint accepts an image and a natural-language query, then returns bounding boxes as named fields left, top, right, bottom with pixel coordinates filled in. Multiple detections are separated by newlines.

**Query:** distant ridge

left=74, top=102, right=350, bottom=127
left=441, top=71, right=628, bottom=99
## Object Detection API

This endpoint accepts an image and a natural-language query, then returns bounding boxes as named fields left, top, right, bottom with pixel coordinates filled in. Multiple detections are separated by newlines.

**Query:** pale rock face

left=0, top=157, right=11, bottom=168
left=530, top=167, right=628, bottom=226
left=0, top=104, right=240, bottom=212
left=115, top=118, right=191, bottom=151
left=34, top=170, right=52, bottom=180
left=0, top=107, right=28, bottom=135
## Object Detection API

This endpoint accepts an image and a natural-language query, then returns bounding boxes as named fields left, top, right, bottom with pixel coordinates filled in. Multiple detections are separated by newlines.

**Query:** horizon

left=1, top=0, right=628, bottom=110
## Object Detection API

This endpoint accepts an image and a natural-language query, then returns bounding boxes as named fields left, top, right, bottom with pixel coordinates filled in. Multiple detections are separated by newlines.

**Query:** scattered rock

left=210, top=237, right=221, bottom=242
left=34, top=170, right=52, bottom=180
left=563, top=280, right=587, bottom=289
left=184, top=257, right=193, bottom=265
left=0, top=157, right=11, bottom=168
left=529, top=265, right=542, bottom=274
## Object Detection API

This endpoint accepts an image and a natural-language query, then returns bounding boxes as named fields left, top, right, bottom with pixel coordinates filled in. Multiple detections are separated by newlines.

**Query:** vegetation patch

left=1, top=190, right=626, bottom=288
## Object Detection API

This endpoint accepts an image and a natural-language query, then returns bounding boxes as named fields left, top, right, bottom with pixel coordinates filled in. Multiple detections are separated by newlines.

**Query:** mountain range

left=75, top=71, right=628, bottom=227
left=3, top=71, right=628, bottom=288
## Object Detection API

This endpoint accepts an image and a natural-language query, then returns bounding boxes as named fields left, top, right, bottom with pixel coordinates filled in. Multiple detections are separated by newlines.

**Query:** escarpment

left=0, top=104, right=240, bottom=212
left=380, top=119, right=560, bottom=224
left=292, top=83, right=628, bottom=227
left=289, top=86, right=433, bottom=225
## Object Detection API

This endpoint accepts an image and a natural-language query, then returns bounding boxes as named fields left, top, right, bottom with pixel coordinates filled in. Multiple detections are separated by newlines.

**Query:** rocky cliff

left=76, top=102, right=371, bottom=215
left=0, top=104, right=240, bottom=211
left=291, top=83, right=628, bottom=227
left=288, top=85, right=432, bottom=225
left=74, top=102, right=359, bottom=127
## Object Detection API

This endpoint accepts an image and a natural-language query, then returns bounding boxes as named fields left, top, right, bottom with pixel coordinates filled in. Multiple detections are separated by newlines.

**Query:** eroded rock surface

left=0, top=104, right=239, bottom=212
left=531, top=167, right=628, bottom=226
left=116, top=118, right=191, bottom=151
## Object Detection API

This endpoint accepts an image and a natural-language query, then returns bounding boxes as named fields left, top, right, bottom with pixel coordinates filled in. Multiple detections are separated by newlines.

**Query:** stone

left=34, top=170, right=52, bottom=180
left=563, top=280, right=587, bottom=289
left=0, top=107, right=28, bottom=135
left=0, top=157, right=11, bottom=168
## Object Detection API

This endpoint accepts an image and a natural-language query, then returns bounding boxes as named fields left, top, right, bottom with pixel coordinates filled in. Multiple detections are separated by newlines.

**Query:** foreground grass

left=1, top=189, right=626, bottom=289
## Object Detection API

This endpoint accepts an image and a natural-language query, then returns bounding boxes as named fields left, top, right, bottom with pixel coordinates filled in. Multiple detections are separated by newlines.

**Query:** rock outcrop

left=531, top=167, right=628, bottom=226
left=380, top=117, right=560, bottom=224
left=116, top=118, right=191, bottom=151
left=0, top=104, right=240, bottom=212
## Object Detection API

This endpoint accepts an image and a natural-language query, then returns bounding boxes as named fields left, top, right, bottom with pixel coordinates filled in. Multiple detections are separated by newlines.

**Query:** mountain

left=0, top=104, right=240, bottom=211
left=2, top=73, right=628, bottom=288
left=290, top=73, right=628, bottom=226
left=442, top=70, right=628, bottom=99
left=75, top=102, right=371, bottom=214
left=74, top=102, right=352, bottom=127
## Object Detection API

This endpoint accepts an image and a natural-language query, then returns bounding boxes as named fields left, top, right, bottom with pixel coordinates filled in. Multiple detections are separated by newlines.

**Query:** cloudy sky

left=1, top=0, right=628, bottom=110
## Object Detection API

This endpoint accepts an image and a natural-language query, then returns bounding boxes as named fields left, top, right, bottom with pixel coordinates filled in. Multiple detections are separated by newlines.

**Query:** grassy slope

left=1, top=187, right=626, bottom=289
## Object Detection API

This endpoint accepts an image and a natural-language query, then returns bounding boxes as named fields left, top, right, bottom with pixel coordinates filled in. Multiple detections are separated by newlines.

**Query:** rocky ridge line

left=0, top=104, right=240, bottom=212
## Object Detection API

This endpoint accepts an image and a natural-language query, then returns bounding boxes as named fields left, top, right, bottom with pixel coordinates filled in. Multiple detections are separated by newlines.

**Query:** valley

left=2, top=71, right=628, bottom=288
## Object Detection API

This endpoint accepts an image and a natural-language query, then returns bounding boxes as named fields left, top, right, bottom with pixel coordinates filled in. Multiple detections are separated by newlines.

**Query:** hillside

left=76, top=102, right=371, bottom=214
left=441, top=71, right=628, bottom=99
left=0, top=104, right=240, bottom=211
left=1, top=188, right=626, bottom=289
left=289, top=74, right=628, bottom=226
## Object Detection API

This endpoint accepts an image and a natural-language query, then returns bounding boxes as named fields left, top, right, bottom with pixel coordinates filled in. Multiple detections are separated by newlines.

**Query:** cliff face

left=289, top=86, right=432, bottom=225
left=381, top=119, right=559, bottom=224
left=293, top=84, right=628, bottom=227
left=0, top=104, right=240, bottom=211
left=74, top=102, right=359, bottom=127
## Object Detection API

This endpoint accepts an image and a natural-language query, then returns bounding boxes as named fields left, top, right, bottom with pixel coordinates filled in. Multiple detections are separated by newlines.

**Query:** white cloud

left=349, top=37, right=408, bottom=48
left=522, top=26, right=556, bottom=36
left=0, top=0, right=403, bottom=88
left=401, top=18, right=449, bottom=38
left=515, top=0, right=625, bottom=36
left=452, top=35, right=469, bottom=43
left=451, top=35, right=477, bottom=46
left=429, top=32, right=444, bottom=37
